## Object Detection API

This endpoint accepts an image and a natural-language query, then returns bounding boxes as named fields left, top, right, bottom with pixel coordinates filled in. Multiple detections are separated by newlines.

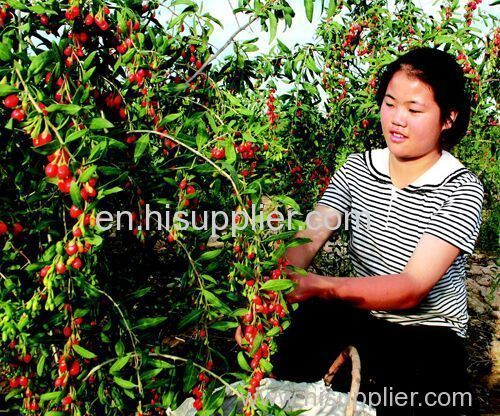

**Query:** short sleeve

left=316, top=155, right=353, bottom=215
left=423, top=180, right=484, bottom=255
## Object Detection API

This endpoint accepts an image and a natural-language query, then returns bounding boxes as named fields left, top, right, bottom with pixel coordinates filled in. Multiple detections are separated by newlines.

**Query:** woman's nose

left=391, top=108, right=407, bottom=127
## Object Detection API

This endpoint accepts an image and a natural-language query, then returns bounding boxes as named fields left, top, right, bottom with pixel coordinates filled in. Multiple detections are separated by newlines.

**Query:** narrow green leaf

left=132, top=317, right=167, bottom=330
left=89, top=117, right=114, bottom=130
left=182, top=360, right=197, bottom=392
left=260, top=279, right=295, bottom=292
left=304, top=0, right=314, bottom=22
left=134, top=134, right=150, bottom=163
left=110, top=355, right=130, bottom=374
left=70, top=180, right=84, bottom=209
left=237, top=351, right=251, bottom=371
left=114, top=376, right=137, bottom=389
left=268, top=11, right=278, bottom=43
left=72, top=344, right=97, bottom=359
left=198, top=249, right=222, bottom=261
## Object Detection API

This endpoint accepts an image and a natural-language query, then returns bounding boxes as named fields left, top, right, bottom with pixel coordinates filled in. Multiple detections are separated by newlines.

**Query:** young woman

left=271, top=47, right=484, bottom=415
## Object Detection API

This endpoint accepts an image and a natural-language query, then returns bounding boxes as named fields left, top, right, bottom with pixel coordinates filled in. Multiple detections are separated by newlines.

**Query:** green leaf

left=70, top=180, right=84, bottom=208
left=327, top=0, right=337, bottom=17
left=37, top=354, right=46, bottom=377
left=268, top=11, right=278, bottom=43
left=134, top=134, right=150, bottom=163
left=114, top=376, right=137, bottom=389
left=132, top=317, right=167, bottom=330
left=72, top=344, right=97, bottom=359
left=89, top=117, right=114, bottom=130
left=202, top=290, right=231, bottom=314
left=79, top=165, right=97, bottom=183
left=198, top=249, right=222, bottom=261
left=237, top=351, right=251, bottom=371
left=28, top=50, right=55, bottom=76
left=5, top=0, right=27, bottom=10
left=277, top=39, right=291, bottom=54
left=178, top=309, right=203, bottom=330
left=0, top=43, right=12, bottom=61
left=65, top=129, right=87, bottom=144
left=0, top=85, right=19, bottom=97
left=260, top=279, right=295, bottom=292
left=151, top=359, right=175, bottom=369
left=209, top=321, right=239, bottom=331
left=163, top=112, right=183, bottom=123
left=39, top=391, right=62, bottom=402
left=115, top=340, right=125, bottom=356
left=83, top=51, right=97, bottom=69
left=304, top=0, right=314, bottom=22
left=110, top=355, right=130, bottom=374
left=45, top=104, right=81, bottom=115
left=306, top=56, right=321, bottom=74
left=182, top=360, right=197, bottom=392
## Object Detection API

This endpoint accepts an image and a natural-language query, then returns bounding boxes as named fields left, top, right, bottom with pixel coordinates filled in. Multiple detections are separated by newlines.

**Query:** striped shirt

left=317, top=147, right=484, bottom=337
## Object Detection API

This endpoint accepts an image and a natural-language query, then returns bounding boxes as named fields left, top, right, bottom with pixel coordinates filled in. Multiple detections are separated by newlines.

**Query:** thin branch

left=186, top=15, right=260, bottom=84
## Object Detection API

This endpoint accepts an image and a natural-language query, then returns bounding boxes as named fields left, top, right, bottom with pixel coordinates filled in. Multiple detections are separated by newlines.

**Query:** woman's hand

left=234, top=324, right=243, bottom=347
left=285, top=272, right=320, bottom=303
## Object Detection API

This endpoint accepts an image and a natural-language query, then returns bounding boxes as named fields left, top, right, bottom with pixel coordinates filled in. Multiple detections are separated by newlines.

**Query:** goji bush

left=0, top=0, right=497, bottom=415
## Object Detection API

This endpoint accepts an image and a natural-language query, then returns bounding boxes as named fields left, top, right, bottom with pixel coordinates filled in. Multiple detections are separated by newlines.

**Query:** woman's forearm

left=309, top=272, right=425, bottom=310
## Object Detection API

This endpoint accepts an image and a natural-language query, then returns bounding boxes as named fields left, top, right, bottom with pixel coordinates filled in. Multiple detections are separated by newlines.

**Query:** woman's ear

left=442, top=110, right=458, bottom=131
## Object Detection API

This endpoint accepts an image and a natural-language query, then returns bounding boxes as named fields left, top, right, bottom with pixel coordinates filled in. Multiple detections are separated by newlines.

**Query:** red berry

left=69, top=361, right=80, bottom=376
left=186, top=185, right=196, bottom=195
left=62, top=396, right=72, bottom=406
left=74, top=317, right=83, bottom=325
left=69, top=205, right=83, bottom=219
left=63, top=326, right=72, bottom=338
left=71, top=257, right=82, bottom=269
left=66, top=243, right=77, bottom=256
left=11, top=108, right=26, bottom=121
left=0, top=221, right=7, bottom=235
left=193, top=398, right=203, bottom=410
left=45, top=163, right=58, bottom=178
left=179, top=179, right=187, bottom=190
left=19, top=375, right=28, bottom=387
left=23, top=354, right=32, bottom=364
left=12, top=223, right=23, bottom=236
left=84, top=13, right=93, bottom=25
left=57, top=165, right=70, bottom=179
left=56, top=262, right=66, bottom=274
left=3, top=94, right=19, bottom=108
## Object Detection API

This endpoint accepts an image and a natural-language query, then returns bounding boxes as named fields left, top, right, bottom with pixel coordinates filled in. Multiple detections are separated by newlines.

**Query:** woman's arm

left=286, top=233, right=461, bottom=310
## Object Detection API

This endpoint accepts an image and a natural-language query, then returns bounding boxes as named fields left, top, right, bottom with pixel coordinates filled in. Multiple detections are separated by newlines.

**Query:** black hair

left=375, top=47, right=471, bottom=151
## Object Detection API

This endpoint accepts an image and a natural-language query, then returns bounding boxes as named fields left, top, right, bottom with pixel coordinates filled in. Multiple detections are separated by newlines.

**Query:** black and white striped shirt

left=317, top=147, right=484, bottom=337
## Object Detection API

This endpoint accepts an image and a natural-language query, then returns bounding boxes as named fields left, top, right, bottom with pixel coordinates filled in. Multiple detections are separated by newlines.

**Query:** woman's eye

left=385, top=102, right=394, bottom=107
left=409, top=109, right=421, bottom=113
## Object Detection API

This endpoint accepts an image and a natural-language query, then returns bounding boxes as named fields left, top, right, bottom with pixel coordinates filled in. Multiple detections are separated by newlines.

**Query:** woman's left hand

left=285, top=272, right=319, bottom=303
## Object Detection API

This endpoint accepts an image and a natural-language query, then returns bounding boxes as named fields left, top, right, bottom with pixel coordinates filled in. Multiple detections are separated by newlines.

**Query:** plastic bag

left=167, top=378, right=376, bottom=415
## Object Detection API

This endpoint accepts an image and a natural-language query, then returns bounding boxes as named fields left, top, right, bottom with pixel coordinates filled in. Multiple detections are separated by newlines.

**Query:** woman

left=270, top=47, right=484, bottom=415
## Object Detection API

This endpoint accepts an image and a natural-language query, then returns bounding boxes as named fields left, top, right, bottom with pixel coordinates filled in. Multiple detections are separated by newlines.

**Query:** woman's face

left=380, top=70, right=453, bottom=159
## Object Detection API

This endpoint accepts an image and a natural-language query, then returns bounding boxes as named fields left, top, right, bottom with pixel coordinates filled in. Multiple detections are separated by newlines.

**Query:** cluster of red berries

left=464, top=0, right=482, bottom=25
left=93, top=90, right=127, bottom=120
left=210, top=146, right=226, bottom=160
left=3, top=93, right=26, bottom=122
left=266, top=89, right=278, bottom=128
left=341, top=22, right=363, bottom=53
left=0, top=220, right=23, bottom=237
left=179, top=178, right=198, bottom=208
left=44, top=148, right=74, bottom=193
left=181, top=44, right=203, bottom=70
left=191, top=360, right=213, bottom=411
left=128, top=67, right=153, bottom=86
left=5, top=344, right=39, bottom=411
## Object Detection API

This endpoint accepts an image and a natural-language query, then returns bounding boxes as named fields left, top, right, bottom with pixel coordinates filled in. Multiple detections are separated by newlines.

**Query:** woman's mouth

left=389, top=130, right=408, bottom=143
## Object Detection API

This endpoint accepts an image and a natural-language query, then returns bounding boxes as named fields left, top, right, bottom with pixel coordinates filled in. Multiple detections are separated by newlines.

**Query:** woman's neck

left=388, top=149, right=442, bottom=189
